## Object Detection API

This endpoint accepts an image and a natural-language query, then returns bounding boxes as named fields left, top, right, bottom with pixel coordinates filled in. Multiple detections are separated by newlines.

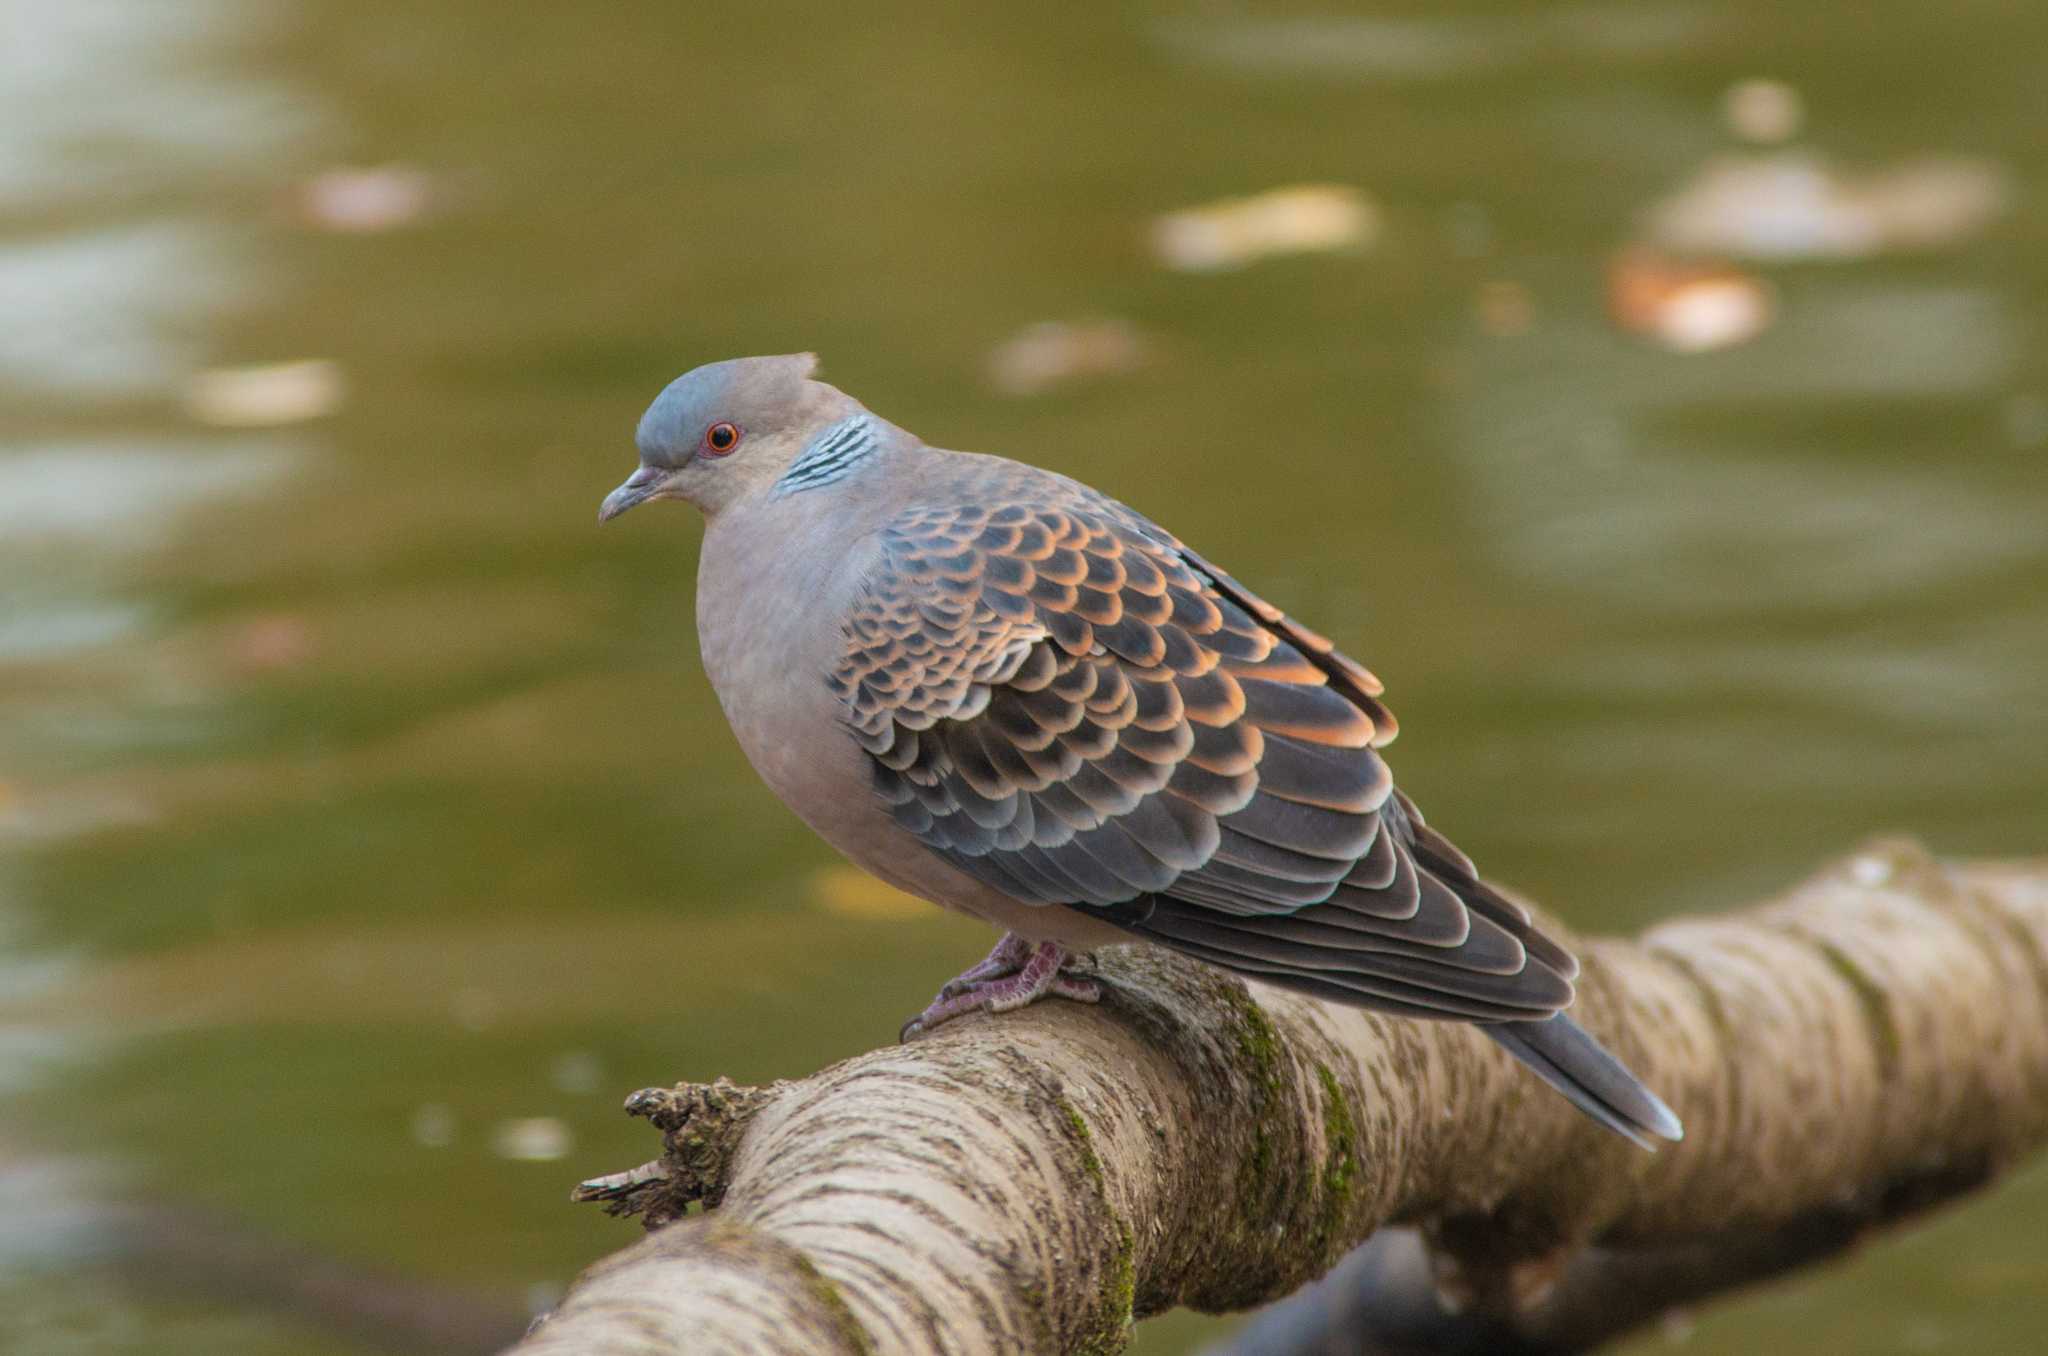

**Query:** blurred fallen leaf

left=185, top=359, right=344, bottom=427
left=451, top=985, right=499, bottom=1032
left=491, top=1117, right=573, bottom=1162
left=809, top=863, right=928, bottom=921
left=1647, top=152, right=2010, bottom=261
left=1444, top=201, right=1495, bottom=258
left=227, top=613, right=314, bottom=672
left=986, top=319, right=1145, bottom=396
left=412, top=1103, right=457, bottom=1148
left=1722, top=78, right=1804, bottom=145
left=1608, top=249, right=1776, bottom=353
left=292, top=164, right=437, bottom=233
left=1152, top=184, right=1379, bottom=271
left=1475, top=280, right=1535, bottom=337
left=550, top=1049, right=604, bottom=1096
left=0, top=784, right=155, bottom=843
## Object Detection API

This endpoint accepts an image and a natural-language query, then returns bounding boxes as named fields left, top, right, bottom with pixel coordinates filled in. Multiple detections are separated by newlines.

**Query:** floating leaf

left=185, top=359, right=344, bottom=427
left=1608, top=249, right=1775, bottom=353
left=1647, top=152, right=2009, bottom=261
left=987, top=319, right=1145, bottom=396
left=293, top=164, right=438, bottom=233
left=1152, top=184, right=1379, bottom=271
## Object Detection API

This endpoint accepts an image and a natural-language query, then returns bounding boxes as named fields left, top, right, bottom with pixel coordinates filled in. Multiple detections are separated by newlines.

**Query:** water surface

left=2, top=3, right=2044, bottom=1352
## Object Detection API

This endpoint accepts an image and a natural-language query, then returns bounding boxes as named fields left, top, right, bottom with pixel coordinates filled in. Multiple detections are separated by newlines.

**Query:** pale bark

left=512, top=841, right=2048, bottom=1355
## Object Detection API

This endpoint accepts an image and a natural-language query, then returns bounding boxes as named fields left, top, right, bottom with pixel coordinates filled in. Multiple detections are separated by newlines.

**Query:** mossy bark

left=514, top=843, right=2048, bottom=1356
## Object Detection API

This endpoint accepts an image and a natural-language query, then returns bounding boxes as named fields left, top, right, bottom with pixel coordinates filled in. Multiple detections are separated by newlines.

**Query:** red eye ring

left=703, top=421, right=741, bottom=456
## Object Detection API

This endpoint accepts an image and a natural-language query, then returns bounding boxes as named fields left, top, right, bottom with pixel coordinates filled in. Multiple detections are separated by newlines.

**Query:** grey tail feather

left=1485, top=1014, right=1684, bottom=1151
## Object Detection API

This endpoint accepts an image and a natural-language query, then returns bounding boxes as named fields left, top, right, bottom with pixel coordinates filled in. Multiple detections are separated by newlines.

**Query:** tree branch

left=511, top=841, right=2048, bottom=1355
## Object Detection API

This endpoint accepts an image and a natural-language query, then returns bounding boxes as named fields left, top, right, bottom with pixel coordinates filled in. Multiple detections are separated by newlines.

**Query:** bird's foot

left=901, top=935, right=1100, bottom=1040
left=935, top=931, right=1038, bottom=999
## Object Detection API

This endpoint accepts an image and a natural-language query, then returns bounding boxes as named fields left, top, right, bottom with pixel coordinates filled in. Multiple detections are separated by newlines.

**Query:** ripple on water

left=0, top=223, right=249, bottom=400
left=0, top=0, right=315, bottom=211
left=0, top=439, right=300, bottom=545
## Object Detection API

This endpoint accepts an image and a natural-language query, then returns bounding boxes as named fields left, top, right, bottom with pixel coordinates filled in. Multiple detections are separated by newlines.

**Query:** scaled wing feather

left=833, top=469, right=1578, bottom=1024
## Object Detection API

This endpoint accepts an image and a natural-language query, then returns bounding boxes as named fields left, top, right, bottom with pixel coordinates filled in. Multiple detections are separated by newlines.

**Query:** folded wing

left=833, top=482, right=1578, bottom=1025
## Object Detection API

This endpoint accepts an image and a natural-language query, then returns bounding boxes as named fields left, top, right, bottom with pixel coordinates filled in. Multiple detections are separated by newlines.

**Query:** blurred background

left=2, top=2, right=2045, bottom=1353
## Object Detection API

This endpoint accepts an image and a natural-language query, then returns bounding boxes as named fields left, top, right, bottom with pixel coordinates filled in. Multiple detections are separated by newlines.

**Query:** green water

left=3, top=2, right=2044, bottom=1352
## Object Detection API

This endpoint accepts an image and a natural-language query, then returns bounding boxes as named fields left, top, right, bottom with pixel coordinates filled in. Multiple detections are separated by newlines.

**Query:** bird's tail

left=1484, top=1013, right=1684, bottom=1150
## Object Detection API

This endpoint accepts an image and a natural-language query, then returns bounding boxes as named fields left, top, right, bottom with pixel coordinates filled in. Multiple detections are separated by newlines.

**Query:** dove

left=600, top=354, right=1682, bottom=1147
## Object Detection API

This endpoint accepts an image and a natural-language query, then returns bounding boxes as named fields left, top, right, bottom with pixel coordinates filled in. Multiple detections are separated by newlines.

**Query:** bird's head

left=599, top=353, right=864, bottom=522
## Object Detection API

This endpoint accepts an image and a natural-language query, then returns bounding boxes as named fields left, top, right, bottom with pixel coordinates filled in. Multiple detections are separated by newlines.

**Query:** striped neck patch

left=775, top=415, right=878, bottom=496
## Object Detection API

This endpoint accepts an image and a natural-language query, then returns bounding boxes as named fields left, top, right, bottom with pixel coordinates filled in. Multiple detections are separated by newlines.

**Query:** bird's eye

left=704, top=422, right=741, bottom=456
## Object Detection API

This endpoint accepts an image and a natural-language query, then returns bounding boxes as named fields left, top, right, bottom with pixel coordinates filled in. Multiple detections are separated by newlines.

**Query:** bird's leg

left=902, top=935, right=1101, bottom=1039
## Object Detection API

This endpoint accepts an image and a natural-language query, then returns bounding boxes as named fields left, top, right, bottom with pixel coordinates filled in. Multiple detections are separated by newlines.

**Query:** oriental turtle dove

left=600, top=354, right=1682, bottom=1147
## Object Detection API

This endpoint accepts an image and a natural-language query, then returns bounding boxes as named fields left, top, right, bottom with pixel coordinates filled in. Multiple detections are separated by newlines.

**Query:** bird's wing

left=833, top=486, right=1578, bottom=1023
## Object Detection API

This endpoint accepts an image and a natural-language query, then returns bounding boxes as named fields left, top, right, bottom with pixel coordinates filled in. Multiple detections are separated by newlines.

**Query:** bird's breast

left=692, top=510, right=882, bottom=839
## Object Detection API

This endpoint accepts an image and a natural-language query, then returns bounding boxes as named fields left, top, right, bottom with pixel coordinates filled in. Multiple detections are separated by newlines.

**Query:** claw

left=934, top=932, right=1035, bottom=999
left=902, top=934, right=1100, bottom=1036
